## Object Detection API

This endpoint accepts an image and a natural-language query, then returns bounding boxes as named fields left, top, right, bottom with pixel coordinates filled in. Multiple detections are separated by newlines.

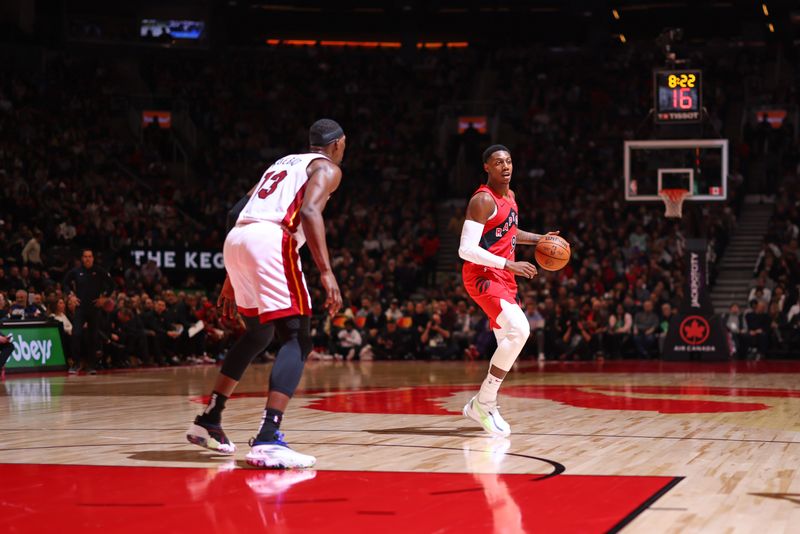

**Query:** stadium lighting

left=266, top=39, right=403, bottom=48
left=265, top=40, right=464, bottom=49
left=320, top=41, right=402, bottom=48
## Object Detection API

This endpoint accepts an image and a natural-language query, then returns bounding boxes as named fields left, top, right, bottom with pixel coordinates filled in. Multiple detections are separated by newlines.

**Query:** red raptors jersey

left=462, top=184, right=518, bottom=287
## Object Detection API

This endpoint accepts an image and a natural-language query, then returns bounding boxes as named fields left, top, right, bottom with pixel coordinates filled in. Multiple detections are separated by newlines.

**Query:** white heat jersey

left=226, top=152, right=329, bottom=320
left=237, top=153, right=330, bottom=244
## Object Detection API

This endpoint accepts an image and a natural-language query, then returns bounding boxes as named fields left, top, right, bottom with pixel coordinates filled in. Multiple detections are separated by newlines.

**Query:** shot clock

left=654, top=69, right=702, bottom=123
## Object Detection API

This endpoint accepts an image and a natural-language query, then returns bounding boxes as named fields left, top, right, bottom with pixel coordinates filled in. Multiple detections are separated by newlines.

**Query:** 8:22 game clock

left=654, top=69, right=702, bottom=123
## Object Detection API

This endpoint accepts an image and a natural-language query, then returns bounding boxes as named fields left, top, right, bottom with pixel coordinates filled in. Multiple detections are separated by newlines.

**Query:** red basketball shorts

left=463, top=267, right=519, bottom=329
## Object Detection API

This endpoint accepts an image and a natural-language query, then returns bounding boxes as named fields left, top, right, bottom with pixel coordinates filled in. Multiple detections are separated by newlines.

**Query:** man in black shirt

left=1, top=331, right=13, bottom=379
left=62, top=249, right=115, bottom=373
left=97, top=298, right=124, bottom=368
left=375, top=321, right=409, bottom=359
left=142, top=298, right=162, bottom=364
left=143, top=298, right=173, bottom=365
left=164, top=290, right=204, bottom=360
left=745, top=301, right=770, bottom=360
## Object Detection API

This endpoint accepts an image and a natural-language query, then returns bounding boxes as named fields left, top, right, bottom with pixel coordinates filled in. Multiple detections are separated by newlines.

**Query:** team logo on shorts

left=475, top=278, right=491, bottom=294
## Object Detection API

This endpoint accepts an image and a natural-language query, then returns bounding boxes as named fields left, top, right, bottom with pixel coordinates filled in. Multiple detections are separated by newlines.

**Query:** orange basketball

left=535, top=235, right=570, bottom=271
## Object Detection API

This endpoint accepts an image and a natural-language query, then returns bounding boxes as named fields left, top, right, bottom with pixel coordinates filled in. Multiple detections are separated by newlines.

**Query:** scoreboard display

left=654, top=69, right=702, bottom=123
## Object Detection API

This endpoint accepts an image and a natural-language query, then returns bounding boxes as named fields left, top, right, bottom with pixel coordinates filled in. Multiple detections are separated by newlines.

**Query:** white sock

left=478, top=373, right=503, bottom=406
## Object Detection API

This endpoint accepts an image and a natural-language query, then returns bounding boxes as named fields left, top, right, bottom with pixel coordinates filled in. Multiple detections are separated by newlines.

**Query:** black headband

left=309, top=125, right=344, bottom=146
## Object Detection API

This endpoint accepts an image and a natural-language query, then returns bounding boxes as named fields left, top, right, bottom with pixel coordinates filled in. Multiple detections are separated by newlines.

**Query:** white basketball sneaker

left=463, top=395, right=511, bottom=437
left=246, top=432, right=316, bottom=469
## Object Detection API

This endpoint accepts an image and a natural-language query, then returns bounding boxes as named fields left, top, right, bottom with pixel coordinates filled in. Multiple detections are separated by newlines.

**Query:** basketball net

left=659, top=188, right=690, bottom=218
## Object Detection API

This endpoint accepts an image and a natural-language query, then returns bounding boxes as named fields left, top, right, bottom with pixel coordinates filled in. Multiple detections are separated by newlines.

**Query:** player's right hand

left=504, top=260, right=538, bottom=279
left=321, top=271, right=342, bottom=316
left=217, top=276, right=238, bottom=320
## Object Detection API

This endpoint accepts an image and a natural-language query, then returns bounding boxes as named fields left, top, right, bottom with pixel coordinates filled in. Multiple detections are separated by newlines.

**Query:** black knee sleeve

left=0, top=343, right=13, bottom=368
left=220, top=316, right=275, bottom=381
left=268, top=316, right=312, bottom=397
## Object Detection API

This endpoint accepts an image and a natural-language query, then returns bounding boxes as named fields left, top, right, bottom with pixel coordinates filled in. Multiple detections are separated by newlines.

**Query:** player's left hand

left=217, top=276, right=238, bottom=320
left=545, top=230, right=570, bottom=250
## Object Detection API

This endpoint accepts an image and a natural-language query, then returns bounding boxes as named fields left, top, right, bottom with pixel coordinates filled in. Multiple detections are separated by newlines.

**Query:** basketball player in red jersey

left=459, top=144, right=565, bottom=436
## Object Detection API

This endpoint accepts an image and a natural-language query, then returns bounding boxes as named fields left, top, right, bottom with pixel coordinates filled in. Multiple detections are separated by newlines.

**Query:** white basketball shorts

left=223, top=221, right=311, bottom=322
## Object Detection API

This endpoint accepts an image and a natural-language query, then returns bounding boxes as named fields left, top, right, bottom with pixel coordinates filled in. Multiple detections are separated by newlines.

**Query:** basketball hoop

left=659, top=188, right=690, bottom=218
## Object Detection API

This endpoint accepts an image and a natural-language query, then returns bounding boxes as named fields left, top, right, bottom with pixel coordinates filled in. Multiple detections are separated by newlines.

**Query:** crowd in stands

left=0, top=43, right=797, bottom=371
left=723, top=177, right=800, bottom=360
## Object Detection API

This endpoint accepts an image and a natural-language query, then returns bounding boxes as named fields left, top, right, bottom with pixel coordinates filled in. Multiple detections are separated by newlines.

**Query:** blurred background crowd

left=0, top=38, right=797, bottom=371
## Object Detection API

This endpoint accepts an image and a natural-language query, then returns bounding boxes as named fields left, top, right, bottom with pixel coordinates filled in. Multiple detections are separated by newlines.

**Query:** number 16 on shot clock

left=654, top=69, right=702, bottom=123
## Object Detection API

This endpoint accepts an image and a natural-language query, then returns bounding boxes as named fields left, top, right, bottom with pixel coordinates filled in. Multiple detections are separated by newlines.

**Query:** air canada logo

left=679, top=315, right=710, bottom=345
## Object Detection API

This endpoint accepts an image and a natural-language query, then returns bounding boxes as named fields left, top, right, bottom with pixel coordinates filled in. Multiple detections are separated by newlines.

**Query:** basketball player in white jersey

left=187, top=119, right=345, bottom=468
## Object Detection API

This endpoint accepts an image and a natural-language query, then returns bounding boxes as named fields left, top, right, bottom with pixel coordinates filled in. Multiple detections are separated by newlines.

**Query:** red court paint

left=8, top=359, right=800, bottom=380
left=516, top=360, right=800, bottom=374
left=301, top=384, right=794, bottom=415
left=1, top=463, right=679, bottom=533
left=196, top=383, right=798, bottom=415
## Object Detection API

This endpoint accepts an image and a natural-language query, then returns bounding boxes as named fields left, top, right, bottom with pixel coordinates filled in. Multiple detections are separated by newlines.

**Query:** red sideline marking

left=0, top=463, right=678, bottom=534
left=191, top=384, right=800, bottom=415
left=517, top=360, right=800, bottom=374
left=9, top=359, right=800, bottom=380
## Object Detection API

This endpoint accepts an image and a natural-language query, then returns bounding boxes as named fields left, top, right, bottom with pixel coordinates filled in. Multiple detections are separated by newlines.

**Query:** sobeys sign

left=2, top=325, right=67, bottom=371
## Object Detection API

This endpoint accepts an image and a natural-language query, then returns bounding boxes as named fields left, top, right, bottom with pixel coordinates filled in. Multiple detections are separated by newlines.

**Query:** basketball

left=535, top=235, right=570, bottom=271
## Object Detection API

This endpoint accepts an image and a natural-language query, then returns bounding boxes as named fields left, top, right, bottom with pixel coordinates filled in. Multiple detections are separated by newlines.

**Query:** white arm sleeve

left=458, top=220, right=507, bottom=270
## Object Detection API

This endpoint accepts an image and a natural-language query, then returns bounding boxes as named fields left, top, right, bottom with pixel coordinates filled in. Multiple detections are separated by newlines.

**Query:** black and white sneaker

left=186, top=417, right=236, bottom=454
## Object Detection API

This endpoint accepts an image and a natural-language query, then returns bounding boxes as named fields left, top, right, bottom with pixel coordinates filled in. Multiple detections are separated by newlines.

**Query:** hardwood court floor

left=2, top=360, right=800, bottom=533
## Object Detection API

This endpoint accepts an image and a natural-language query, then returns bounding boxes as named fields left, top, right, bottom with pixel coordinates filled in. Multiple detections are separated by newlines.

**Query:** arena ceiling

left=17, top=0, right=800, bottom=47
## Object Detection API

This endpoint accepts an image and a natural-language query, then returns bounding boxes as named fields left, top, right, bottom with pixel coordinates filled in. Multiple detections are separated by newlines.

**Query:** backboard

left=624, top=139, right=728, bottom=202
